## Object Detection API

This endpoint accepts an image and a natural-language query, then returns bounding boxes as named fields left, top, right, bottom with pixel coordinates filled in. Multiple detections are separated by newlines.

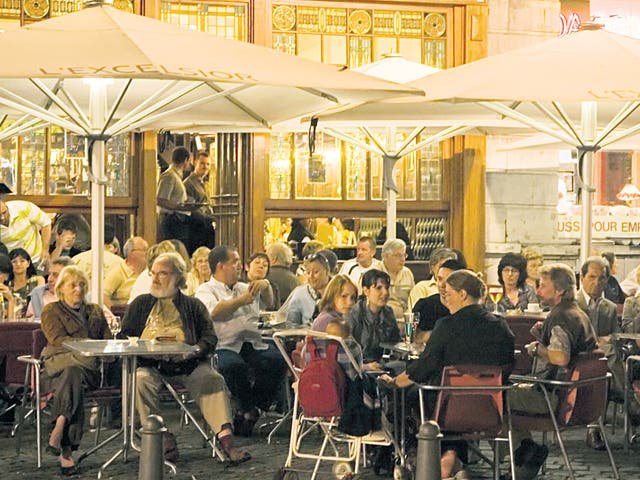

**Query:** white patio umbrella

left=0, top=2, right=419, bottom=300
left=408, top=25, right=640, bottom=265
left=312, top=54, right=528, bottom=240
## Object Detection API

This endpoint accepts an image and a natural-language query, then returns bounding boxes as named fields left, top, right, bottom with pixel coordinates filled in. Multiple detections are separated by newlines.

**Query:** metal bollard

left=138, top=414, right=167, bottom=480
left=414, top=420, right=442, bottom=480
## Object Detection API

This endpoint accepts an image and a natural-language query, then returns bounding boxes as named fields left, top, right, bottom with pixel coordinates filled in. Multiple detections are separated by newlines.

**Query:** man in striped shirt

left=0, top=197, right=51, bottom=267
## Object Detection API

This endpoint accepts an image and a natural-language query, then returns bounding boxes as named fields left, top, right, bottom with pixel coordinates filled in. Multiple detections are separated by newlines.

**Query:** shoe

left=45, top=444, right=61, bottom=456
left=586, top=427, right=606, bottom=451
left=60, top=464, right=78, bottom=476
left=502, top=440, right=548, bottom=480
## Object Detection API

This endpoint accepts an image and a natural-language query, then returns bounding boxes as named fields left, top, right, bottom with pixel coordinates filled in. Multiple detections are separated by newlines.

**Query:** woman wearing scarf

left=40, top=265, right=111, bottom=475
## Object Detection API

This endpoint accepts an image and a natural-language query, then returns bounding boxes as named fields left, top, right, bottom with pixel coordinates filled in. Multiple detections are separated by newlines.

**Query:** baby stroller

left=272, top=329, right=398, bottom=480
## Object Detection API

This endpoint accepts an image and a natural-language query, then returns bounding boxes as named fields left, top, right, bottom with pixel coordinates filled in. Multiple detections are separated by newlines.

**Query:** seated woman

left=311, top=274, right=357, bottom=333
left=40, top=265, right=112, bottom=475
left=185, top=246, right=211, bottom=296
left=348, top=269, right=401, bottom=368
left=286, top=252, right=331, bottom=325
left=382, top=270, right=515, bottom=479
left=490, top=252, right=538, bottom=313
left=8, top=247, right=45, bottom=313
left=523, top=248, right=543, bottom=291
left=244, top=252, right=275, bottom=310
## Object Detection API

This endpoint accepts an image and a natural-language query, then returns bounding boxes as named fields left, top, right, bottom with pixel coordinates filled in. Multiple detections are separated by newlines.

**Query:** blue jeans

left=216, top=342, right=287, bottom=412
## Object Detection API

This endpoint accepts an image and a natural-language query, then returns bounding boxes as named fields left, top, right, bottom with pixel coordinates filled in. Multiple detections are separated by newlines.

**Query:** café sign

left=557, top=214, right=640, bottom=238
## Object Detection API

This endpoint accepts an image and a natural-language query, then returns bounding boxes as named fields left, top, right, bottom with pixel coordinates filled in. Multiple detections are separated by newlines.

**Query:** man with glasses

left=103, top=236, right=149, bottom=308
left=380, top=239, right=415, bottom=318
left=196, top=246, right=287, bottom=437
left=123, top=252, right=250, bottom=464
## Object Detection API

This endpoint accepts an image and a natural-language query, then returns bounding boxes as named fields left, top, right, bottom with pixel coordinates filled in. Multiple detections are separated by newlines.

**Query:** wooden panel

left=465, top=4, right=487, bottom=62
left=249, top=133, right=268, bottom=255
left=139, top=131, right=158, bottom=243
left=462, top=135, right=485, bottom=272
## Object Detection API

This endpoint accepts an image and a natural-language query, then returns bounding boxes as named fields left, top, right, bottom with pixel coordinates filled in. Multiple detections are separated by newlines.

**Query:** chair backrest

left=557, top=351, right=609, bottom=427
left=432, top=365, right=504, bottom=436
left=504, top=315, right=539, bottom=374
left=0, top=322, right=41, bottom=385
left=32, top=328, right=47, bottom=359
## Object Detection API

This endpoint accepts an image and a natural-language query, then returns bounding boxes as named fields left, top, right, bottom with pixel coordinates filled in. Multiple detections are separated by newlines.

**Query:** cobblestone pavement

left=1, top=411, right=639, bottom=479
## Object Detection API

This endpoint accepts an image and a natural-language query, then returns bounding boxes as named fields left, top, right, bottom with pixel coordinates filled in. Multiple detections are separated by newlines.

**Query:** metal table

left=63, top=339, right=197, bottom=478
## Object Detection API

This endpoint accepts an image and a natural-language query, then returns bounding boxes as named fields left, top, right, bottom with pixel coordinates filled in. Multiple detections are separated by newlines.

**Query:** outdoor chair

left=503, top=315, right=539, bottom=374
left=14, top=328, right=121, bottom=468
left=0, top=322, right=41, bottom=427
left=272, top=329, right=394, bottom=480
left=417, top=365, right=517, bottom=480
left=510, top=352, right=619, bottom=480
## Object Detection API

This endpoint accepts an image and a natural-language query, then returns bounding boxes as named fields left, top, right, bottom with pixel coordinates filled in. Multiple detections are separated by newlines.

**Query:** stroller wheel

left=333, top=461, right=354, bottom=479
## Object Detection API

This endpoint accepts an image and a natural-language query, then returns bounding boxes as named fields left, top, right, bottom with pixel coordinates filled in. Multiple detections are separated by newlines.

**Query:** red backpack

left=298, top=338, right=346, bottom=418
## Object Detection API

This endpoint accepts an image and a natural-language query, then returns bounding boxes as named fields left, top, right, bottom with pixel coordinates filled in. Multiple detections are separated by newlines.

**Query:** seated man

left=49, top=219, right=82, bottom=262
left=196, top=246, right=287, bottom=437
left=122, top=252, right=249, bottom=463
left=412, top=259, right=465, bottom=344
left=103, top=236, right=148, bottom=308
left=26, top=256, right=74, bottom=320
left=508, top=263, right=597, bottom=480
left=383, top=270, right=515, bottom=479
left=338, top=236, right=382, bottom=291
left=408, top=247, right=457, bottom=309
left=379, top=239, right=415, bottom=318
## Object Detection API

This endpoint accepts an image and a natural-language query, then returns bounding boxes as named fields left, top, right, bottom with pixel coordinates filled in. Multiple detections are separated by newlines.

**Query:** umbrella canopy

left=0, top=3, right=419, bottom=135
left=0, top=2, right=419, bottom=302
left=406, top=26, right=640, bottom=265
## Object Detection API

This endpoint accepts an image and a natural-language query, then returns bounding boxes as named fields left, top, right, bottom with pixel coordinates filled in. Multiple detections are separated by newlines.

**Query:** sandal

left=216, top=434, right=251, bottom=465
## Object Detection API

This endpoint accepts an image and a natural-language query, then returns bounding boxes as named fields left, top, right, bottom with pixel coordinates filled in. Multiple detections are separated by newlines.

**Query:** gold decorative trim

left=272, top=5, right=296, bottom=31
left=424, top=12, right=446, bottom=38
left=348, top=9, right=371, bottom=35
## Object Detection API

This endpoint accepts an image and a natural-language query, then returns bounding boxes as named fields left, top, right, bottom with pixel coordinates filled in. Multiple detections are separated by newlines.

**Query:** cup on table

left=403, top=312, right=419, bottom=345
left=527, top=303, right=542, bottom=313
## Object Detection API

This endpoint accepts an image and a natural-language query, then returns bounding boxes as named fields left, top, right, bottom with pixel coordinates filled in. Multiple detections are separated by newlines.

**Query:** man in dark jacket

left=122, top=252, right=250, bottom=464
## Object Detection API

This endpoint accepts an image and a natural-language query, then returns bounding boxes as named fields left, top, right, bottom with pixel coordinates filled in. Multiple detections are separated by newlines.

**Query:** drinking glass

left=109, top=316, right=121, bottom=338
left=487, top=285, right=503, bottom=313
left=403, top=312, right=419, bottom=345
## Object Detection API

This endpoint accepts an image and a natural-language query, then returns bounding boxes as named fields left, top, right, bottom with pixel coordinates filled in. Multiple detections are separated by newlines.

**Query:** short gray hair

left=382, top=238, right=406, bottom=257
left=154, top=252, right=188, bottom=290
left=540, top=263, right=576, bottom=302
left=429, top=248, right=456, bottom=270
left=55, top=265, right=89, bottom=299
left=266, top=242, right=293, bottom=267
left=51, top=256, right=74, bottom=268
left=122, top=237, right=135, bottom=259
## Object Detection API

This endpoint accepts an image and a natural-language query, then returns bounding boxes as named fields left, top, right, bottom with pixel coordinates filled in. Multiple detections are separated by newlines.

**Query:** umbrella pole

left=579, top=101, right=597, bottom=267
left=385, top=126, right=397, bottom=241
left=88, top=80, right=108, bottom=306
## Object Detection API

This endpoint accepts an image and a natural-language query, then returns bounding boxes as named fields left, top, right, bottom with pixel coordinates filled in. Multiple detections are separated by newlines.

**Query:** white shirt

left=195, top=277, right=266, bottom=353
left=339, top=257, right=383, bottom=290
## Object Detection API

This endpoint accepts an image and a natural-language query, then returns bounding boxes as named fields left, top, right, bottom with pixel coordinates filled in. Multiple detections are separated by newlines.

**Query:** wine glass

left=403, top=312, right=419, bottom=345
left=487, top=285, right=503, bottom=313
left=109, top=316, right=121, bottom=338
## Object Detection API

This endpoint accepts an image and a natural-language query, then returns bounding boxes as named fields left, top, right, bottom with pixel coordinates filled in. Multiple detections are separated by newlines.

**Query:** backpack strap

left=306, top=337, right=320, bottom=359
left=325, top=340, right=340, bottom=363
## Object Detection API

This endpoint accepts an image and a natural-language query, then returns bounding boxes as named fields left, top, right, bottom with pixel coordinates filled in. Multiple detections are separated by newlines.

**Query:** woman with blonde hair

left=311, top=274, right=358, bottom=332
left=523, top=248, right=544, bottom=290
left=41, top=266, right=111, bottom=475
left=186, top=246, right=211, bottom=295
